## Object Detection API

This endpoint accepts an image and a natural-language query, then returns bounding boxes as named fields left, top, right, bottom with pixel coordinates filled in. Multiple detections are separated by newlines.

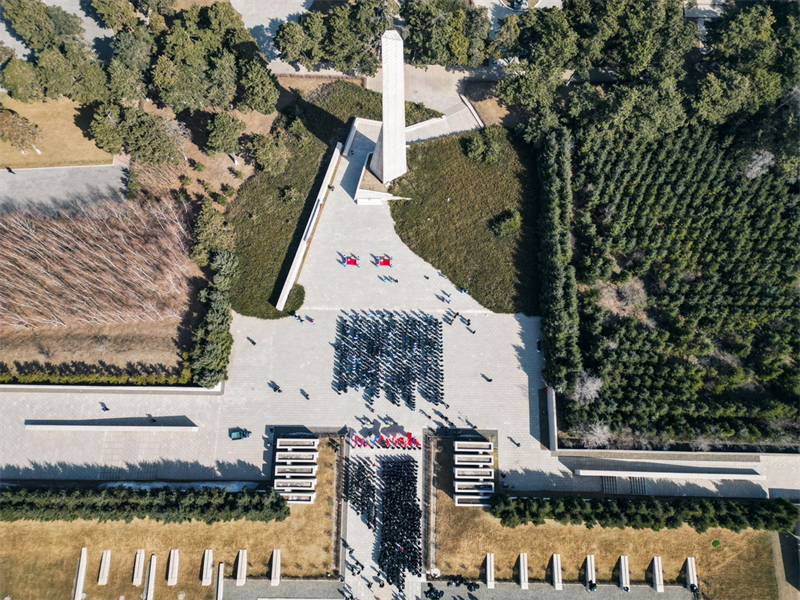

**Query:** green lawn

left=391, top=129, right=540, bottom=314
left=229, top=81, right=441, bottom=319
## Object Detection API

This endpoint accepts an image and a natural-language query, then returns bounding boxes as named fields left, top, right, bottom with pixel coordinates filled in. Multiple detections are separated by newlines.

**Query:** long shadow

left=510, top=136, right=541, bottom=316
left=779, top=531, right=800, bottom=592
left=0, top=458, right=266, bottom=482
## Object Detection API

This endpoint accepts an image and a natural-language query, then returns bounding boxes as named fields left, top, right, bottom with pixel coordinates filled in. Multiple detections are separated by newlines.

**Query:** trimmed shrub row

left=0, top=485, right=289, bottom=524
left=490, top=493, right=800, bottom=533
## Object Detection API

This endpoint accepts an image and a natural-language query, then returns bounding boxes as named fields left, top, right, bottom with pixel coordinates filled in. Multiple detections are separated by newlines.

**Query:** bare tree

left=570, top=370, right=603, bottom=406
left=0, top=198, right=193, bottom=329
left=578, top=421, right=612, bottom=449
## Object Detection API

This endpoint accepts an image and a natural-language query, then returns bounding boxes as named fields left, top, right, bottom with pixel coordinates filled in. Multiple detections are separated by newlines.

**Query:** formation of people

left=378, top=457, right=423, bottom=588
left=334, top=311, right=444, bottom=410
left=345, top=457, right=378, bottom=531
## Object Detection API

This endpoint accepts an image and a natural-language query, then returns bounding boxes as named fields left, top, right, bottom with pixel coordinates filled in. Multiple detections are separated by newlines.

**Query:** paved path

left=0, top=164, right=124, bottom=213
left=428, top=582, right=692, bottom=599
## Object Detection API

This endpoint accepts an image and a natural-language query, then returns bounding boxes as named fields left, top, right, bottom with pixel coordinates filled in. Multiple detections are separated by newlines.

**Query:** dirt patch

left=0, top=94, right=113, bottom=169
left=464, top=81, right=525, bottom=129
left=596, top=277, right=654, bottom=326
left=0, top=320, right=185, bottom=370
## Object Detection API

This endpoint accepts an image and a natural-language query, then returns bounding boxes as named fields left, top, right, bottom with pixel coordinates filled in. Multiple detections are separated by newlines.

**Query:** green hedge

left=0, top=360, right=191, bottom=386
left=0, top=485, right=290, bottom=524
left=538, top=127, right=581, bottom=391
left=490, top=493, right=800, bottom=533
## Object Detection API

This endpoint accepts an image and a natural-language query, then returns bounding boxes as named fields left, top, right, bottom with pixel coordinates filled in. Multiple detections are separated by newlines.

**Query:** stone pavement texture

left=428, top=582, right=692, bottom=600
left=0, top=164, right=124, bottom=213
left=0, top=0, right=114, bottom=60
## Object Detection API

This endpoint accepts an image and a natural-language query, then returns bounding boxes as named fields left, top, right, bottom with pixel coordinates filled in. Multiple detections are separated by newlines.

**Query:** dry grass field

left=433, top=489, right=779, bottom=600
left=0, top=95, right=113, bottom=169
left=0, top=445, right=338, bottom=600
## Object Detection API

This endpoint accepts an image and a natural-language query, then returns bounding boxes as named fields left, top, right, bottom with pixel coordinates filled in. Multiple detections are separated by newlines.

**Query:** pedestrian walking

left=246, top=336, right=257, bottom=345
left=100, top=402, right=110, bottom=411
left=466, top=319, right=471, bottom=326
left=443, top=402, right=450, bottom=409
left=307, top=317, right=315, bottom=324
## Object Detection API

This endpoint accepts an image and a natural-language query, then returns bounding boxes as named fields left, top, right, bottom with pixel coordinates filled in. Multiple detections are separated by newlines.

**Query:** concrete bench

left=586, top=554, right=596, bottom=590
left=132, top=549, right=145, bottom=586
left=236, top=549, right=247, bottom=586
left=277, top=438, right=319, bottom=449
left=273, top=478, right=317, bottom=491
left=519, top=553, right=528, bottom=589
left=454, top=468, right=494, bottom=480
left=271, top=549, right=281, bottom=587
left=73, top=547, right=87, bottom=600
left=652, top=556, right=664, bottom=592
left=202, top=549, right=214, bottom=586
left=455, top=441, right=493, bottom=453
left=619, top=555, right=631, bottom=591
left=215, top=562, right=224, bottom=600
left=454, top=495, right=492, bottom=507
left=98, top=550, right=111, bottom=585
left=486, top=553, right=495, bottom=589
left=552, top=554, right=563, bottom=591
left=167, top=549, right=179, bottom=586
left=277, top=491, right=316, bottom=504
left=685, top=556, right=698, bottom=591
left=455, top=481, right=494, bottom=494
left=275, top=465, right=318, bottom=477
left=275, top=451, right=318, bottom=463
left=144, top=554, right=157, bottom=600
left=454, top=454, right=493, bottom=466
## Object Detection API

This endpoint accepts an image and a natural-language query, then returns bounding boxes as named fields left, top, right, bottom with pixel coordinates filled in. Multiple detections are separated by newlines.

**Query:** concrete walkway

left=0, top=164, right=125, bottom=213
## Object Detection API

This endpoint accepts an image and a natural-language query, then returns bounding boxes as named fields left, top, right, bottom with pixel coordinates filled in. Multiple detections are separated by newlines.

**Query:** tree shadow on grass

left=509, top=137, right=540, bottom=316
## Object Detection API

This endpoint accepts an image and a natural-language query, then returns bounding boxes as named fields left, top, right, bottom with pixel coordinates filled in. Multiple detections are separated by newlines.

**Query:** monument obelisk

left=370, top=29, right=407, bottom=184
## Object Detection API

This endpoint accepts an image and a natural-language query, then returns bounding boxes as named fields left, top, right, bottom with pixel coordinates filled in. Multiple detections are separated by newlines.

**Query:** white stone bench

left=619, top=555, right=631, bottom=591
left=275, top=451, right=318, bottom=463
left=454, top=454, right=493, bottom=466
left=215, top=562, right=224, bottom=600
left=98, top=550, right=111, bottom=585
left=236, top=549, right=247, bottom=586
left=73, top=547, right=87, bottom=600
left=519, top=553, right=528, bottom=589
left=552, top=554, right=563, bottom=590
left=454, top=495, right=492, bottom=507
left=202, top=549, right=214, bottom=587
left=455, top=481, right=494, bottom=494
left=455, top=441, right=493, bottom=453
left=486, top=553, right=495, bottom=589
left=454, top=468, right=494, bottom=480
left=271, top=549, right=281, bottom=587
left=586, top=554, right=596, bottom=590
left=685, top=556, right=698, bottom=591
left=273, top=478, right=317, bottom=491
left=167, top=549, right=179, bottom=586
left=132, top=549, right=145, bottom=586
left=277, top=438, right=319, bottom=449
left=277, top=491, right=316, bottom=504
left=275, top=465, right=318, bottom=477
left=653, top=556, right=664, bottom=592
left=144, top=554, right=157, bottom=600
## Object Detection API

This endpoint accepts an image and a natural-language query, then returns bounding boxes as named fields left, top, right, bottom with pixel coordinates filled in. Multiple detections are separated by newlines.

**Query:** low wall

left=0, top=382, right=222, bottom=394
left=275, top=142, right=343, bottom=312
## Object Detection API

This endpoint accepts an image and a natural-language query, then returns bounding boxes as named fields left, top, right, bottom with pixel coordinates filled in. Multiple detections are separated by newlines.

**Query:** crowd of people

left=333, top=311, right=444, bottom=410
left=378, top=457, right=423, bottom=588
left=345, top=457, right=378, bottom=530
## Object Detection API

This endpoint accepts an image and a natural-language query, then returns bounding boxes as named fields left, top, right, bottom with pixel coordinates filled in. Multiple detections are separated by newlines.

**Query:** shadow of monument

left=24, top=415, right=197, bottom=428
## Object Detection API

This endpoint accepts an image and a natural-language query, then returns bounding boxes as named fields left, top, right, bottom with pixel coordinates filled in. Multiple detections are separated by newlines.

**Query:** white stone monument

left=370, top=29, right=407, bottom=184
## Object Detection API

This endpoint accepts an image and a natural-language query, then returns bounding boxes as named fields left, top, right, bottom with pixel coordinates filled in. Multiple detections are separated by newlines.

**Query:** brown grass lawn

left=0, top=445, right=337, bottom=600
left=433, top=489, right=779, bottom=600
left=0, top=95, right=113, bottom=169
left=0, top=320, right=187, bottom=371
